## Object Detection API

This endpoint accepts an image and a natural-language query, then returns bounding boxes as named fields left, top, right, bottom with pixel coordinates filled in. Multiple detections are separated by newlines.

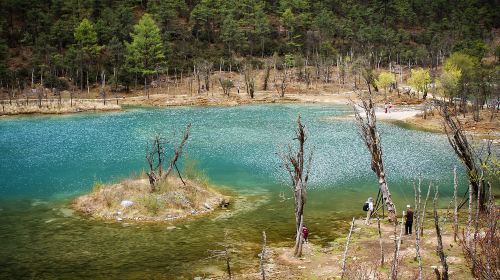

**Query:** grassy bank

left=73, top=174, right=229, bottom=222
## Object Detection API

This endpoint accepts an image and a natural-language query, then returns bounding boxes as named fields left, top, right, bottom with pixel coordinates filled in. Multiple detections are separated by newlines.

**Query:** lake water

left=0, top=104, right=466, bottom=279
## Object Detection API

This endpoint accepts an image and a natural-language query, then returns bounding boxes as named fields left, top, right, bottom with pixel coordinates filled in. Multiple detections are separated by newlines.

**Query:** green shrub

left=142, top=195, right=160, bottom=214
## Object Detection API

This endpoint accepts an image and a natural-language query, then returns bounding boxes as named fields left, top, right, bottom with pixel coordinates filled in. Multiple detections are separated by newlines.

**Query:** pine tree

left=125, top=13, right=165, bottom=98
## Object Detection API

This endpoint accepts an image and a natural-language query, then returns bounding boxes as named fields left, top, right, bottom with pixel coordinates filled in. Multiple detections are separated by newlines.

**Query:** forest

left=0, top=0, right=498, bottom=95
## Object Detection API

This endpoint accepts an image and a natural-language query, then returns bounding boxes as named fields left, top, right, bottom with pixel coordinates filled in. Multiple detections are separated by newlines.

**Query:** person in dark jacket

left=405, top=205, right=414, bottom=235
left=302, top=225, right=309, bottom=243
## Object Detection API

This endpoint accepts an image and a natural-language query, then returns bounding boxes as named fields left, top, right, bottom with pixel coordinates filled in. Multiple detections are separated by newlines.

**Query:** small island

left=73, top=123, right=230, bottom=222
left=73, top=175, right=229, bottom=222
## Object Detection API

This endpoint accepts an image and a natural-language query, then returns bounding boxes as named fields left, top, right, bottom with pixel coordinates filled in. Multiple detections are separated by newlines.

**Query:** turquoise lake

left=0, top=104, right=467, bottom=279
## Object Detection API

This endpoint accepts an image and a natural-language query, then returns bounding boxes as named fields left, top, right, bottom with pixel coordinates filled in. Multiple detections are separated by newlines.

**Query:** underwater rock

left=120, top=200, right=134, bottom=208
left=31, top=199, right=48, bottom=207
left=59, top=208, right=74, bottom=217
left=166, top=226, right=177, bottom=230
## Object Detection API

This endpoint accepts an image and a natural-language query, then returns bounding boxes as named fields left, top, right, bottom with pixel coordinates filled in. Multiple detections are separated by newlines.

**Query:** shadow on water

left=0, top=104, right=468, bottom=279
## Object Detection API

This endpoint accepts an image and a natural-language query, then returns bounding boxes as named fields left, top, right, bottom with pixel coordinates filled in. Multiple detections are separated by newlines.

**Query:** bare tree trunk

left=441, top=106, right=484, bottom=210
left=162, top=124, right=191, bottom=179
left=453, top=166, right=459, bottom=242
left=260, top=231, right=266, bottom=280
left=466, top=184, right=473, bottom=244
left=352, top=93, right=397, bottom=222
left=414, top=179, right=423, bottom=280
left=263, top=66, right=270, bottom=91
left=420, top=181, right=432, bottom=236
left=377, top=215, right=384, bottom=267
left=390, top=211, right=405, bottom=279
left=281, top=115, right=313, bottom=258
left=433, top=186, right=449, bottom=280
left=341, top=217, right=355, bottom=278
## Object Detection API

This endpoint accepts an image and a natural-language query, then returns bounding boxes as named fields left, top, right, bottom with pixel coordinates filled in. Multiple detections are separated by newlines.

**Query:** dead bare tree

left=420, top=181, right=432, bottom=236
left=413, top=179, right=423, bottom=280
left=193, top=60, right=212, bottom=93
left=241, top=63, right=255, bottom=98
left=262, top=65, right=271, bottom=91
left=281, top=115, right=313, bottom=257
left=453, top=166, right=459, bottom=242
left=163, top=124, right=191, bottom=180
left=274, top=62, right=290, bottom=98
left=260, top=231, right=267, bottom=280
left=341, top=217, right=356, bottom=278
left=390, top=211, right=405, bottom=280
left=352, top=93, right=397, bottom=222
left=146, top=134, right=167, bottom=191
left=208, top=230, right=233, bottom=280
left=433, top=186, right=449, bottom=280
left=145, top=124, right=191, bottom=191
left=377, top=215, right=384, bottom=267
left=219, top=78, right=233, bottom=96
left=460, top=186, right=499, bottom=279
left=441, top=106, right=486, bottom=210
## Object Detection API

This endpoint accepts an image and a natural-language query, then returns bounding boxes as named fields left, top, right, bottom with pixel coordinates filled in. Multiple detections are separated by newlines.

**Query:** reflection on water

left=0, top=104, right=467, bottom=279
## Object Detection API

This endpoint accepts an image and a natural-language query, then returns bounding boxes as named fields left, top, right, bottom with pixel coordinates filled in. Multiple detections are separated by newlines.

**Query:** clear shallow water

left=0, top=104, right=467, bottom=279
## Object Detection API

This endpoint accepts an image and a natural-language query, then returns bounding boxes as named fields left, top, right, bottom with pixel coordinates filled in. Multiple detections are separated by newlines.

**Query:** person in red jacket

left=302, top=225, right=309, bottom=243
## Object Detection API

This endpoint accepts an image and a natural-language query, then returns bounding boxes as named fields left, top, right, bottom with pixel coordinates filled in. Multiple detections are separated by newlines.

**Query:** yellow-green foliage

left=438, top=65, right=462, bottom=98
left=375, top=71, right=395, bottom=92
left=444, top=52, right=479, bottom=82
left=408, top=68, right=431, bottom=98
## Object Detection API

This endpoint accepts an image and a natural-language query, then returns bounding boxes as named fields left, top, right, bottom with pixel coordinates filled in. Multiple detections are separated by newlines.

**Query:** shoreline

left=1, top=92, right=497, bottom=140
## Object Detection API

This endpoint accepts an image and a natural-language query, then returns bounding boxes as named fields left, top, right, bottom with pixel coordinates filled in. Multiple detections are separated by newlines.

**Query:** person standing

left=302, top=225, right=309, bottom=243
left=405, top=205, right=414, bottom=235
left=364, top=197, right=374, bottom=225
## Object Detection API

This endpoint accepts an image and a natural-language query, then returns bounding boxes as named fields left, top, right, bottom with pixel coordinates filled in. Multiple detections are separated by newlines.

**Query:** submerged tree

left=352, top=93, right=397, bottom=222
left=281, top=115, right=313, bottom=257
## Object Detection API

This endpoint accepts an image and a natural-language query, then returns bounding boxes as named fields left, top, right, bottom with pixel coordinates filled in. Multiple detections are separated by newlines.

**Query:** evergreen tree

left=125, top=13, right=165, bottom=98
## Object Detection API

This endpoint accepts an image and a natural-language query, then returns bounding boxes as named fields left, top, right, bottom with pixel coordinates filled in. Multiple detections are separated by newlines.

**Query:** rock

left=219, top=198, right=230, bottom=209
left=117, top=211, right=122, bottom=215
left=120, top=200, right=134, bottom=208
left=117, top=217, right=123, bottom=221
left=204, top=203, right=211, bottom=209
left=167, top=226, right=177, bottom=230
left=59, top=208, right=74, bottom=217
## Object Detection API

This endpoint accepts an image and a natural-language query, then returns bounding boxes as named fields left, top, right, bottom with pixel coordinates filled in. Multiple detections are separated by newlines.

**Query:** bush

left=142, top=195, right=160, bottom=214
